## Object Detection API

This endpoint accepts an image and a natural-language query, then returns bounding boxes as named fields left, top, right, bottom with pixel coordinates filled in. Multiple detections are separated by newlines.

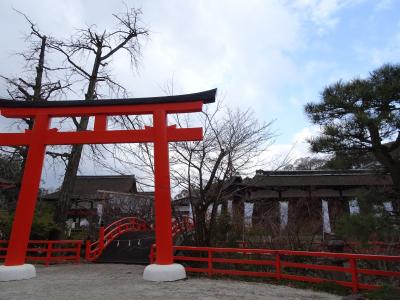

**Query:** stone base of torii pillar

left=0, top=264, right=36, bottom=281
left=143, top=263, right=186, bottom=281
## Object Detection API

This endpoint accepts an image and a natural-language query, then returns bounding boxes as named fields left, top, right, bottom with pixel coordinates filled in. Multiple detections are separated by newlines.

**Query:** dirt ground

left=0, top=263, right=340, bottom=300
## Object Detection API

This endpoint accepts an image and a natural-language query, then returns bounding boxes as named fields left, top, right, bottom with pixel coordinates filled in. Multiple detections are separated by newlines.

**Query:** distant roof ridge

left=76, top=175, right=135, bottom=178
left=255, top=169, right=388, bottom=176
left=96, top=189, right=139, bottom=196
left=43, top=175, right=138, bottom=200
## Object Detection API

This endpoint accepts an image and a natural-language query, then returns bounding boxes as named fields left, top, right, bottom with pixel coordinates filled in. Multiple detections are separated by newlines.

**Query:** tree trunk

left=194, top=206, right=207, bottom=246
left=54, top=44, right=102, bottom=229
left=388, top=162, right=400, bottom=192
left=386, top=162, right=400, bottom=212
left=17, top=35, right=47, bottom=195
left=372, top=148, right=400, bottom=192
left=206, top=200, right=219, bottom=246
left=368, top=124, right=400, bottom=192
left=33, top=35, right=47, bottom=102
left=54, top=144, right=84, bottom=225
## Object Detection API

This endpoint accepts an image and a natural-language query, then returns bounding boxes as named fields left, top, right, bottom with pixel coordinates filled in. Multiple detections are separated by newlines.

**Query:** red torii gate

left=0, top=89, right=216, bottom=281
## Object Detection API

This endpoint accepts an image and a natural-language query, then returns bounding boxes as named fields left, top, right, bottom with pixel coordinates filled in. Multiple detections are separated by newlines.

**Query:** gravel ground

left=0, top=264, right=340, bottom=300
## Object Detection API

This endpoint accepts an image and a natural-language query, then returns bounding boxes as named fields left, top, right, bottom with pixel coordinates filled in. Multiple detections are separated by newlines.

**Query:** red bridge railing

left=172, top=216, right=194, bottom=237
left=85, top=216, right=194, bottom=261
left=85, top=217, right=150, bottom=261
left=149, top=245, right=400, bottom=293
left=0, top=240, right=82, bottom=266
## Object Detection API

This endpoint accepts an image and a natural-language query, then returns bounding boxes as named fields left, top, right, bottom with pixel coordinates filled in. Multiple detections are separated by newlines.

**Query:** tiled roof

left=43, top=175, right=137, bottom=200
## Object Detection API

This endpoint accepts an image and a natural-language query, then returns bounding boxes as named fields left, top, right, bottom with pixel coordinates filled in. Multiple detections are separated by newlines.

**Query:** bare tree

left=0, top=10, right=71, bottom=188
left=1, top=11, right=69, bottom=106
left=169, top=106, right=275, bottom=245
left=48, top=7, right=149, bottom=229
left=100, top=190, right=153, bottom=225
left=283, top=156, right=328, bottom=171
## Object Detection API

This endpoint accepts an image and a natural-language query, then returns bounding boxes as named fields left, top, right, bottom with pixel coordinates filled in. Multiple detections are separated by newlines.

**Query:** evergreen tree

left=305, top=64, right=400, bottom=191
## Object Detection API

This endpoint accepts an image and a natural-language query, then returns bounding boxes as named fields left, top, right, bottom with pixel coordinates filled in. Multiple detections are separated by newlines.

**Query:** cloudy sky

left=0, top=0, right=399, bottom=188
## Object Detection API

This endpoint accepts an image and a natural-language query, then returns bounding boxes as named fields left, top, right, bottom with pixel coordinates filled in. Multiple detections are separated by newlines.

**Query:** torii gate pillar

left=0, top=89, right=216, bottom=282
left=142, top=109, right=185, bottom=281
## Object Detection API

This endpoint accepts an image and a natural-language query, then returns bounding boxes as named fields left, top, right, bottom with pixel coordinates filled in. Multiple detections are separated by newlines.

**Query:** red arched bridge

left=85, top=217, right=194, bottom=263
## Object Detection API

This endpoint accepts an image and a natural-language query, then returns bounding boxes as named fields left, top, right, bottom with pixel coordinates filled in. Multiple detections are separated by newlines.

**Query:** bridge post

left=99, top=227, right=105, bottom=251
left=143, top=109, right=186, bottom=281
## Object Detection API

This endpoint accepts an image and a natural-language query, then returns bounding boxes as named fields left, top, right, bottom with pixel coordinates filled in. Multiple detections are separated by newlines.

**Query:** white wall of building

left=349, top=198, right=360, bottom=215
left=244, top=202, right=254, bottom=226
left=322, top=200, right=332, bottom=234
left=279, top=201, right=288, bottom=229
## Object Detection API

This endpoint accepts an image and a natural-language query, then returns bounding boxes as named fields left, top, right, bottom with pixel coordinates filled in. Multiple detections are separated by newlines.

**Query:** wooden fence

left=0, top=240, right=82, bottom=266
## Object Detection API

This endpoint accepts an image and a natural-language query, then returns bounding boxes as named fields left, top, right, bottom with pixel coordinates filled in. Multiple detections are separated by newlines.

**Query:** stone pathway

left=0, top=264, right=341, bottom=300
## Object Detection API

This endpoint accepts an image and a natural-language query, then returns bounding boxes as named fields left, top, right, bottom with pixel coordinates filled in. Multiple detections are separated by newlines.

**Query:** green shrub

left=0, top=203, right=60, bottom=240
left=365, top=286, right=400, bottom=300
left=335, top=190, right=400, bottom=244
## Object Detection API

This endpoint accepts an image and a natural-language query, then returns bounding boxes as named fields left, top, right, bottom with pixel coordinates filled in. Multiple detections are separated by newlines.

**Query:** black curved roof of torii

left=0, top=88, right=217, bottom=108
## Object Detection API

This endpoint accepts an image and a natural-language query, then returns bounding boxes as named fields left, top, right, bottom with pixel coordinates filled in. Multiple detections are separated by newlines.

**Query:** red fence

left=236, top=241, right=400, bottom=255
left=150, top=245, right=400, bottom=293
left=0, top=240, right=82, bottom=266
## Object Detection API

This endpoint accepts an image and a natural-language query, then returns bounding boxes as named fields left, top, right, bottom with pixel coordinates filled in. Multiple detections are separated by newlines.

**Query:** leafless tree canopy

left=1, top=10, right=71, bottom=105
left=52, top=7, right=149, bottom=229
left=49, top=7, right=148, bottom=101
left=0, top=10, right=72, bottom=189
left=171, top=104, right=275, bottom=245
left=99, top=191, right=153, bottom=225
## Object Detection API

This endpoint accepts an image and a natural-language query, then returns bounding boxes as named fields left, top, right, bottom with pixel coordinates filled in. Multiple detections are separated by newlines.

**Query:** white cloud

left=116, top=0, right=304, bottom=117
left=260, top=125, right=322, bottom=170
left=375, top=0, right=394, bottom=10
left=354, top=32, right=400, bottom=67
left=290, top=0, right=364, bottom=35
left=289, top=96, right=301, bottom=107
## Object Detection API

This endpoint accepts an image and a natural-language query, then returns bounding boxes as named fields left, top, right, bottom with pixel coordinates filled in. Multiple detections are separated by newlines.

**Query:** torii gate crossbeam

left=0, top=89, right=216, bottom=282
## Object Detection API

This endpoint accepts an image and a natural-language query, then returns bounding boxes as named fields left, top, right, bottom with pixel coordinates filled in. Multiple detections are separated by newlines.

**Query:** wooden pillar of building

left=220, top=200, right=228, bottom=216
left=252, top=200, right=263, bottom=225
left=252, top=200, right=279, bottom=235
left=328, top=191, right=348, bottom=232
left=232, top=194, right=244, bottom=226
left=288, top=195, right=322, bottom=236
